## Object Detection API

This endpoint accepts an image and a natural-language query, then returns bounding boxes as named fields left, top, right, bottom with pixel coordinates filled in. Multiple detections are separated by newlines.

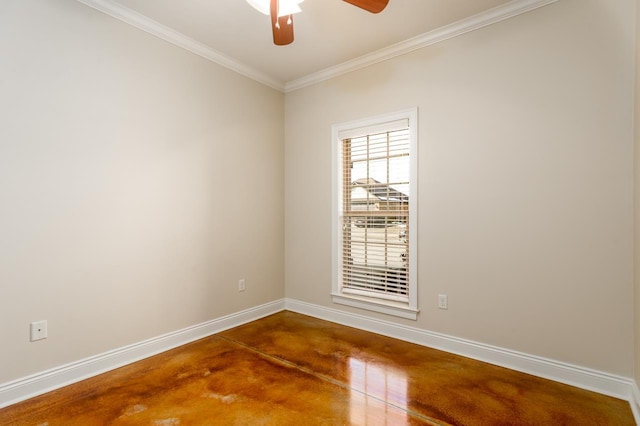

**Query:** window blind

left=340, top=127, right=410, bottom=302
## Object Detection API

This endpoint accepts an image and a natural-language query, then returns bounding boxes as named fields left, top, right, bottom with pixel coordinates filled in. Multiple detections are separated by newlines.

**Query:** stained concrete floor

left=1, top=311, right=635, bottom=425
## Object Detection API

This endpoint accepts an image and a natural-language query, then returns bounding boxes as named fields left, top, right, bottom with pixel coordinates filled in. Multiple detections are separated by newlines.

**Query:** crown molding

left=76, top=0, right=557, bottom=94
left=75, top=0, right=285, bottom=92
left=284, top=0, right=558, bottom=92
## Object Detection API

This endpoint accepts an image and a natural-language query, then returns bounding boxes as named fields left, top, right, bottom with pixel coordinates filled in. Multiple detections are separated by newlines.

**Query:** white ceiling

left=79, top=0, right=553, bottom=91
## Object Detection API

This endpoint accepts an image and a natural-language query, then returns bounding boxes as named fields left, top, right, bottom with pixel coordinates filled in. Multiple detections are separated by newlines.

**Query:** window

left=332, top=109, right=418, bottom=320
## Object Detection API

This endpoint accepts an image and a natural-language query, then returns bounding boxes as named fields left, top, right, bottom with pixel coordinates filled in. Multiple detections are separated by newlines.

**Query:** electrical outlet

left=238, top=279, right=246, bottom=292
left=30, top=320, right=48, bottom=341
left=438, top=294, right=448, bottom=310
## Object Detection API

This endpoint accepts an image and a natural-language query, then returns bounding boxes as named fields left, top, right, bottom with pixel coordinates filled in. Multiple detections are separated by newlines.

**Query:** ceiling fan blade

left=343, top=0, right=389, bottom=13
left=270, top=0, right=294, bottom=46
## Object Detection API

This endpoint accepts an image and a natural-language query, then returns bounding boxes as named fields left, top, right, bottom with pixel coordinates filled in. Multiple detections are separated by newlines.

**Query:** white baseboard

left=0, top=299, right=285, bottom=409
left=631, top=381, right=640, bottom=424
left=3, top=297, right=638, bottom=425
left=285, top=298, right=637, bottom=415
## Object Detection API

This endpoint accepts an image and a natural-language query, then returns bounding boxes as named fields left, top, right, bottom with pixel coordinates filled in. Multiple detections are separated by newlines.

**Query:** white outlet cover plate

left=30, top=320, right=48, bottom=341
left=438, top=294, right=448, bottom=310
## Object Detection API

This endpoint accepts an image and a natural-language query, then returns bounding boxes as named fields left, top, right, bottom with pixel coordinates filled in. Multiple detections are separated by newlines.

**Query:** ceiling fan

left=247, top=0, right=389, bottom=46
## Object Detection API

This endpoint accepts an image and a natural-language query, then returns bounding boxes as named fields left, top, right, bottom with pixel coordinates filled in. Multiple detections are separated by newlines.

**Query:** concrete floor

left=1, top=311, right=634, bottom=425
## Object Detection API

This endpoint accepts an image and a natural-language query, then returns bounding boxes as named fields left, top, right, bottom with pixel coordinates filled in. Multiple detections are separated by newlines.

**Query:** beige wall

left=285, top=0, right=636, bottom=376
left=0, top=0, right=284, bottom=383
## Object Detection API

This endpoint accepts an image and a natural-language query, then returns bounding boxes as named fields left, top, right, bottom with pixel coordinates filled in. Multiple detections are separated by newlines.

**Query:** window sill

left=331, top=293, right=419, bottom=320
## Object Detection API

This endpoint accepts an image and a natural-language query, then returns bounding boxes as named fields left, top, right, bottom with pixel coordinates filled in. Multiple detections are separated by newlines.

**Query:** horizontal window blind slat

left=342, top=276, right=408, bottom=290
left=342, top=277, right=408, bottom=290
left=342, top=288, right=409, bottom=303
left=343, top=211, right=408, bottom=217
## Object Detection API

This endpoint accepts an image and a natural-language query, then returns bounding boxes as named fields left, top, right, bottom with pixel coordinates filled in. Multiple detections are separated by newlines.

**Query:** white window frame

left=331, top=108, right=418, bottom=320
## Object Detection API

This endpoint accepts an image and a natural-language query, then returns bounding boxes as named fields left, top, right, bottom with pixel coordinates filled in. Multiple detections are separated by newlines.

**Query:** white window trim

left=331, top=108, right=419, bottom=321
